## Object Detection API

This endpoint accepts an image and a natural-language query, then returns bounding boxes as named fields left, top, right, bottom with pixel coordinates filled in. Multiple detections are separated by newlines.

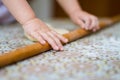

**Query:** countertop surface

left=0, top=20, right=120, bottom=80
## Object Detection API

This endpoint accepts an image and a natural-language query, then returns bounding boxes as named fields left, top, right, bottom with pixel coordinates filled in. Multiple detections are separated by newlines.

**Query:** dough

left=25, top=24, right=69, bottom=41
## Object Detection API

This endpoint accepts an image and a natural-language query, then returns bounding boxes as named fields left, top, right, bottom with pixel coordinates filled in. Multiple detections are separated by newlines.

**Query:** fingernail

left=41, top=41, right=46, bottom=44
left=54, top=46, right=59, bottom=50
left=60, top=47, right=63, bottom=51
left=65, top=39, right=68, bottom=42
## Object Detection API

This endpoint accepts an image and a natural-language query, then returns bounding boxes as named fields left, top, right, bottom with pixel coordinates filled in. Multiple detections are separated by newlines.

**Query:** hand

left=70, top=10, right=100, bottom=32
left=22, top=18, right=68, bottom=51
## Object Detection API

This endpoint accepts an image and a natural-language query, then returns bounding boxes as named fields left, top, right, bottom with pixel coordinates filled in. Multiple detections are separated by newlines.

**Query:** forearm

left=56, top=0, right=82, bottom=16
left=2, top=0, right=36, bottom=24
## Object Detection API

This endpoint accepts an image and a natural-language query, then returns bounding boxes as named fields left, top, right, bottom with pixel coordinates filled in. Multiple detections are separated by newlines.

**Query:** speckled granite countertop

left=0, top=20, right=120, bottom=80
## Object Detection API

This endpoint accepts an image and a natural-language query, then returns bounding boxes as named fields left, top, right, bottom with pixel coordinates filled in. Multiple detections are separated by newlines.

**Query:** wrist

left=22, top=17, right=39, bottom=26
left=22, top=17, right=39, bottom=30
left=22, top=17, right=46, bottom=30
left=21, top=15, right=37, bottom=25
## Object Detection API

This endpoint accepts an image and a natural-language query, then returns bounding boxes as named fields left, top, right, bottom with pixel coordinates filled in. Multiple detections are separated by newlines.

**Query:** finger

left=93, top=21, right=99, bottom=32
left=93, top=26, right=99, bottom=32
left=39, top=31, right=59, bottom=50
left=89, top=17, right=98, bottom=31
left=76, top=18, right=85, bottom=29
left=51, top=31, right=68, bottom=43
left=31, top=32, right=46, bottom=45
left=91, top=18, right=100, bottom=32
left=47, top=32, right=63, bottom=50
left=93, top=24, right=99, bottom=32
left=96, top=21, right=100, bottom=30
left=83, top=17, right=91, bottom=30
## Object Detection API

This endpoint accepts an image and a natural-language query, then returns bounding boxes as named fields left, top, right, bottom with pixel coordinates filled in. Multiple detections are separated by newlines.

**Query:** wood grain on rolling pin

left=0, top=15, right=120, bottom=67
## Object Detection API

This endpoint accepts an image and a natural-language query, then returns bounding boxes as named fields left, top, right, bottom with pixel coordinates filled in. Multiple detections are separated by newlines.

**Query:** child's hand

left=70, top=10, right=100, bottom=32
left=22, top=18, right=68, bottom=51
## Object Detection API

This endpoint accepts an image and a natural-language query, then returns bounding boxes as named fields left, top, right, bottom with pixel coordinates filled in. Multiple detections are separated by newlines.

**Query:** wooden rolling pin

left=0, top=15, right=120, bottom=67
